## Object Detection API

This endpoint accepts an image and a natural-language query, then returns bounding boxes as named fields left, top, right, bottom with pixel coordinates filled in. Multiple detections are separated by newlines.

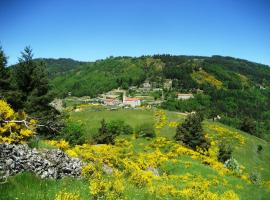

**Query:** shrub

left=0, top=99, right=36, bottom=143
left=136, top=123, right=156, bottom=138
left=174, top=113, right=209, bottom=150
left=224, top=158, right=240, bottom=174
left=107, top=120, right=133, bottom=135
left=55, top=191, right=80, bottom=200
left=249, top=171, right=262, bottom=185
left=240, top=117, right=258, bottom=136
left=59, top=121, right=86, bottom=145
left=93, top=119, right=134, bottom=144
left=257, top=144, right=263, bottom=153
left=93, top=119, right=114, bottom=144
left=218, top=142, right=233, bottom=163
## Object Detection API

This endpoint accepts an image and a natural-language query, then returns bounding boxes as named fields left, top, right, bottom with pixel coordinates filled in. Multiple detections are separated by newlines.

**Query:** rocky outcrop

left=0, top=143, right=82, bottom=179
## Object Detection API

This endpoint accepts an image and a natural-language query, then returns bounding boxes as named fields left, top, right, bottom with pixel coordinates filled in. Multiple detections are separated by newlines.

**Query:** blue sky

left=0, top=0, right=270, bottom=65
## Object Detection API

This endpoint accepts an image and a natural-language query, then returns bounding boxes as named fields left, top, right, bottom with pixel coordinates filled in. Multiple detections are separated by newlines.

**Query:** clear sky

left=0, top=0, right=270, bottom=65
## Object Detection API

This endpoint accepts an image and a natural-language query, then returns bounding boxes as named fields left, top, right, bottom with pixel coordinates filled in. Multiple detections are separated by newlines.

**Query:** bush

left=174, top=113, right=209, bottom=150
left=93, top=119, right=133, bottom=144
left=107, top=120, right=133, bottom=135
left=240, top=117, right=258, bottom=136
left=59, top=121, right=86, bottom=145
left=257, top=144, right=263, bottom=153
left=224, top=158, right=240, bottom=174
left=0, top=99, right=36, bottom=144
left=249, top=171, right=262, bottom=185
left=136, top=123, right=156, bottom=138
left=93, top=119, right=114, bottom=144
left=218, top=142, right=233, bottom=163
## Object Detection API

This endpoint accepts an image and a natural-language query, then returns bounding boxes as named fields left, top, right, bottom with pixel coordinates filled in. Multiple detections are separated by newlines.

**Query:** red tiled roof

left=124, top=97, right=140, bottom=101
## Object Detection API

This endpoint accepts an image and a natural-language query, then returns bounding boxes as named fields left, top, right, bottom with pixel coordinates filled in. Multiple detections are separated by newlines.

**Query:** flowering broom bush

left=0, top=99, right=36, bottom=143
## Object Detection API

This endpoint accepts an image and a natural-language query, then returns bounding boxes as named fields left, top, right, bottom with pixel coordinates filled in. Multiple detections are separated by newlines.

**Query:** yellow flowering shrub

left=45, top=139, right=70, bottom=150
left=55, top=191, right=80, bottom=200
left=220, top=190, right=240, bottom=200
left=192, top=70, right=223, bottom=89
left=89, top=171, right=125, bottom=200
left=155, top=175, right=240, bottom=200
left=207, top=124, right=245, bottom=145
left=0, top=99, right=36, bottom=143
left=168, top=121, right=178, bottom=128
left=60, top=136, right=245, bottom=199
left=130, top=170, right=155, bottom=188
left=154, top=110, right=167, bottom=129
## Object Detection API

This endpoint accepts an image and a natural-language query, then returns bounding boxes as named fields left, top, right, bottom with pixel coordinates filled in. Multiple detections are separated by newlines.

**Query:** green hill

left=1, top=108, right=270, bottom=200
left=44, top=55, right=270, bottom=138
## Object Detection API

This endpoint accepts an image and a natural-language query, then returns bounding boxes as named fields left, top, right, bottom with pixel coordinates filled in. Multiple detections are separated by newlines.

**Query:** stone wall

left=0, top=143, right=82, bottom=179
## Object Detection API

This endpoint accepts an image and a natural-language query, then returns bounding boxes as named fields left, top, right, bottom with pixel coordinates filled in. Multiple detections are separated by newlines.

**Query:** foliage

left=249, top=171, right=262, bottom=185
left=0, top=99, right=36, bottom=143
left=59, top=121, right=86, bottom=145
left=45, top=139, right=70, bottom=150
left=224, top=158, right=240, bottom=174
left=192, top=69, right=223, bottom=89
left=93, top=119, right=132, bottom=144
left=45, top=54, right=270, bottom=137
left=136, top=123, right=156, bottom=138
left=55, top=191, right=80, bottom=200
left=89, top=171, right=125, bottom=200
left=0, top=46, right=9, bottom=96
left=240, top=117, right=258, bottom=136
left=3, top=46, right=62, bottom=137
left=218, top=142, right=233, bottom=163
left=174, top=113, right=209, bottom=150
left=107, top=120, right=133, bottom=135
left=257, top=144, right=263, bottom=153
left=2, top=132, right=270, bottom=199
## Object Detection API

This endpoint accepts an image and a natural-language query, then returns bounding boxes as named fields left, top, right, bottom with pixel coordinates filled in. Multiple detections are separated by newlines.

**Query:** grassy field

left=69, top=108, right=185, bottom=138
left=1, top=108, right=270, bottom=199
left=69, top=107, right=270, bottom=180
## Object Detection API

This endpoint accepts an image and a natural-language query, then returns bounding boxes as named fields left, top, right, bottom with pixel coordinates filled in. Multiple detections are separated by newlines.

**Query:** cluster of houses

left=67, top=79, right=200, bottom=109
left=102, top=89, right=141, bottom=108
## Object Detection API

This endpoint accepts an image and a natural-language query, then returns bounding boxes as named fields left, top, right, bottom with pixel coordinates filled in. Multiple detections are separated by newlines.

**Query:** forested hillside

left=43, top=55, right=270, bottom=139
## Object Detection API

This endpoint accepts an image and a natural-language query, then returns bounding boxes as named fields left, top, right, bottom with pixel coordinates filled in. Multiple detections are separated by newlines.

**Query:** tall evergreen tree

left=13, top=46, right=60, bottom=136
left=0, top=46, right=9, bottom=94
left=174, top=113, right=209, bottom=150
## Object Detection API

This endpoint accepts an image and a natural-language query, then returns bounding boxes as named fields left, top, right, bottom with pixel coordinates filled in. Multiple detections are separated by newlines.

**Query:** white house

left=123, top=97, right=141, bottom=107
left=177, top=93, right=194, bottom=100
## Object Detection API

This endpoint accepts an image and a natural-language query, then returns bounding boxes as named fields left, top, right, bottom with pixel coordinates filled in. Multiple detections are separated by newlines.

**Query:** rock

left=102, top=164, right=113, bottom=175
left=146, top=167, right=159, bottom=176
left=0, top=143, right=82, bottom=179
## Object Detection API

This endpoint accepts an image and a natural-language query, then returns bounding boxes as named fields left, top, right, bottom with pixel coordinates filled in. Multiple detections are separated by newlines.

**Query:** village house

left=122, top=92, right=141, bottom=107
left=104, top=98, right=121, bottom=106
left=177, top=93, right=194, bottom=100
left=141, top=80, right=151, bottom=92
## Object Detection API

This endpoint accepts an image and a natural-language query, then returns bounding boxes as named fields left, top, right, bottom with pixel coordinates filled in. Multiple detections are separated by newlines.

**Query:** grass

left=70, top=107, right=270, bottom=179
left=204, top=121, right=270, bottom=180
left=69, top=108, right=185, bottom=139
left=1, top=108, right=270, bottom=199
left=2, top=143, right=270, bottom=200
left=0, top=173, right=89, bottom=200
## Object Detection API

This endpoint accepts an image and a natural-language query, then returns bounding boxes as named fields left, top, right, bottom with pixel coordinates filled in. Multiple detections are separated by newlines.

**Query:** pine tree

left=13, top=46, right=60, bottom=136
left=0, top=46, right=9, bottom=94
left=174, top=113, right=209, bottom=150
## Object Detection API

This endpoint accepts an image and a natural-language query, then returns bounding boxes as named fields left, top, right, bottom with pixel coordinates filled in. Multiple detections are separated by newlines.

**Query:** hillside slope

left=1, top=108, right=270, bottom=200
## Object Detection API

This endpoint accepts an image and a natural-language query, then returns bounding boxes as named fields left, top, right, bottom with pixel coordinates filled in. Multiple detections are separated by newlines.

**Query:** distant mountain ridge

left=34, top=58, right=87, bottom=78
